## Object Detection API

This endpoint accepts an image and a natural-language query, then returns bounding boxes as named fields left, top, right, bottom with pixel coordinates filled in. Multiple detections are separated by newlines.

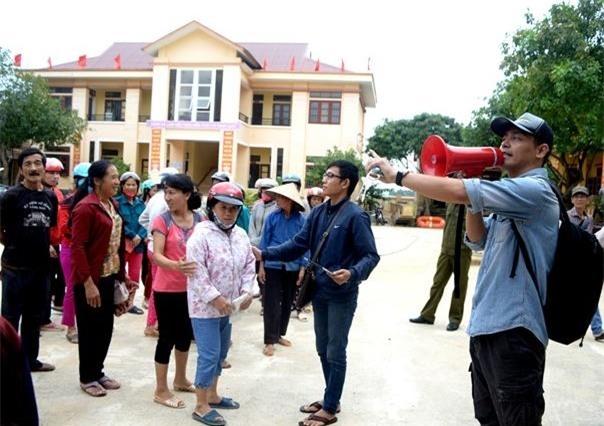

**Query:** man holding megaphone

left=367, top=112, right=557, bottom=425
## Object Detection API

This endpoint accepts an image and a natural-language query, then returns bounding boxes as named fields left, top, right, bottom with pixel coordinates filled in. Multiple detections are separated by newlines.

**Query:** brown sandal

left=80, top=381, right=107, bottom=397
left=299, top=401, right=341, bottom=414
left=99, top=376, right=121, bottom=390
left=298, top=413, right=338, bottom=426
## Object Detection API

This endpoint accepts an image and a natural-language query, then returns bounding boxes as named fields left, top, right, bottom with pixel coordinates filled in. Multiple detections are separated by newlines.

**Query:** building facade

left=34, top=21, right=376, bottom=190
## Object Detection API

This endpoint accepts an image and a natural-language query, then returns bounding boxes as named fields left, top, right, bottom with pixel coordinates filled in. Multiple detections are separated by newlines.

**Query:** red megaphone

left=420, top=135, right=504, bottom=177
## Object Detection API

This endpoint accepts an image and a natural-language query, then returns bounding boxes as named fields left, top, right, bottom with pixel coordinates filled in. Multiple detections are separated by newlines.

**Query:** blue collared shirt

left=263, top=199, right=380, bottom=299
left=260, top=209, right=307, bottom=271
left=462, top=168, right=558, bottom=346
left=115, top=194, right=147, bottom=253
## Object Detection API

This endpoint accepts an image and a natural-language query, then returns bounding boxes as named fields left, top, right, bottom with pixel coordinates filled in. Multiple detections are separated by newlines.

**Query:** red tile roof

left=48, top=41, right=345, bottom=73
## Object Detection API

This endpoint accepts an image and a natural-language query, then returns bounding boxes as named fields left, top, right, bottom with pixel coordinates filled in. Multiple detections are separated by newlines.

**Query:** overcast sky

left=2, top=0, right=561, bottom=136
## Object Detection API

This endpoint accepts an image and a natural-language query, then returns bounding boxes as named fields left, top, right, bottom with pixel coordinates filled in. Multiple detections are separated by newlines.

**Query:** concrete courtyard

left=29, top=226, right=604, bottom=425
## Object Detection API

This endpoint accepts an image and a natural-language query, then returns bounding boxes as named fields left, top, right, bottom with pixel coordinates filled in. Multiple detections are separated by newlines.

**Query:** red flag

left=78, top=55, right=87, bottom=68
left=114, top=54, right=121, bottom=69
left=341, top=59, right=345, bottom=72
left=314, top=58, right=320, bottom=72
left=14, top=54, right=22, bottom=67
left=262, top=57, right=268, bottom=70
left=289, top=56, right=296, bottom=71
left=47, top=57, right=52, bottom=69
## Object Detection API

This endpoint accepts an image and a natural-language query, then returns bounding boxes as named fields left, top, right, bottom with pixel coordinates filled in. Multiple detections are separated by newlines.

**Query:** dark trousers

left=154, top=291, right=192, bottom=364
left=469, top=327, right=546, bottom=426
left=313, top=291, right=358, bottom=415
left=141, top=244, right=152, bottom=300
left=43, top=245, right=65, bottom=323
left=1, top=267, right=50, bottom=369
left=420, top=250, right=471, bottom=324
left=75, top=276, right=115, bottom=383
left=263, top=267, right=297, bottom=344
left=256, top=261, right=265, bottom=307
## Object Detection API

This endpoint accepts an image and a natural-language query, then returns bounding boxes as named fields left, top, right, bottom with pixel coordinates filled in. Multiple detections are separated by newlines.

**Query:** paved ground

left=26, top=226, right=604, bottom=425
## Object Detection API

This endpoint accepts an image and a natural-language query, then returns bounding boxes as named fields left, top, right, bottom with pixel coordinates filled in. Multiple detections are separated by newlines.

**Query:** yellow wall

left=250, top=147, right=271, bottom=164
left=157, top=30, right=238, bottom=64
left=140, top=90, right=152, bottom=117
left=137, top=143, right=149, bottom=176
left=236, top=145, right=250, bottom=187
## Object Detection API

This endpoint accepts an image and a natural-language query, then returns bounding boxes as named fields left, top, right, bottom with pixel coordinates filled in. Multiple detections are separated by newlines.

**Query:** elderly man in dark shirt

left=567, top=185, right=602, bottom=341
left=0, top=148, right=58, bottom=372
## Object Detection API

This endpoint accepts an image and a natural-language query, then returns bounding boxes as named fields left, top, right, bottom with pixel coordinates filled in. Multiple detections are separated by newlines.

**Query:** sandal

left=80, top=381, right=107, bottom=397
left=192, top=409, right=226, bottom=426
left=66, top=332, right=78, bottom=344
left=278, top=337, right=292, bottom=347
left=153, top=395, right=185, bottom=409
left=99, top=376, right=121, bottom=390
left=298, top=413, right=338, bottom=426
left=300, top=401, right=341, bottom=414
left=209, top=397, right=240, bottom=410
left=221, top=360, right=232, bottom=369
left=297, top=311, right=309, bottom=322
left=173, top=383, right=195, bottom=393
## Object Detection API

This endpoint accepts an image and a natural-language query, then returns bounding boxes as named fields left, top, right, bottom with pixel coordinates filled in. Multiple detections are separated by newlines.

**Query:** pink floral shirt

left=186, top=221, right=256, bottom=318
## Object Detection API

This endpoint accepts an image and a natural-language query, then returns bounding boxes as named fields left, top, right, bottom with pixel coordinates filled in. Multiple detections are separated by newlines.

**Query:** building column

left=72, top=87, right=88, bottom=165
left=270, top=146, right=278, bottom=179
left=220, top=131, right=234, bottom=173
left=290, top=91, right=309, bottom=186
left=94, top=139, right=101, bottom=161
left=150, top=129, right=162, bottom=173
left=123, top=87, right=141, bottom=170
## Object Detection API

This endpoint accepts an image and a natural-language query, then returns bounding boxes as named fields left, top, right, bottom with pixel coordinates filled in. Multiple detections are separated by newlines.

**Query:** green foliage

left=367, top=113, right=464, bottom=160
left=468, top=0, right=604, bottom=188
left=111, top=157, right=131, bottom=177
left=0, top=48, right=86, bottom=183
left=244, top=188, right=258, bottom=208
left=305, top=147, right=363, bottom=188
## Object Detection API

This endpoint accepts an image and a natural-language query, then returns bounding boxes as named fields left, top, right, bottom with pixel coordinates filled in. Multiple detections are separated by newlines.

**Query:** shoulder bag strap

left=310, top=201, right=349, bottom=265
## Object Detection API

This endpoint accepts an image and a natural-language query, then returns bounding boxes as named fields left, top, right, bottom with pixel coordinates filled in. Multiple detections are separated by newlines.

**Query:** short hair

left=18, top=148, right=46, bottom=168
left=326, top=160, right=359, bottom=197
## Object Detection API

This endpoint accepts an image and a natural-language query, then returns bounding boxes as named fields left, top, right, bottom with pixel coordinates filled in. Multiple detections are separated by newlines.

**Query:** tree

left=305, top=147, right=363, bottom=187
left=468, top=0, right=604, bottom=189
left=367, top=113, right=464, bottom=160
left=0, top=48, right=86, bottom=183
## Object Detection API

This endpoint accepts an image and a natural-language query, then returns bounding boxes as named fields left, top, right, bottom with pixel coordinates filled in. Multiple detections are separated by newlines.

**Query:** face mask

left=123, top=188, right=137, bottom=198
left=261, top=193, right=273, bottom=203
left=212, top=213, right=237, bottom=231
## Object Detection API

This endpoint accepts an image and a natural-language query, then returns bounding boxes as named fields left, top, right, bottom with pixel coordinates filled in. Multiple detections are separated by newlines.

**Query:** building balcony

left=88, top=114, right=125, bottom=122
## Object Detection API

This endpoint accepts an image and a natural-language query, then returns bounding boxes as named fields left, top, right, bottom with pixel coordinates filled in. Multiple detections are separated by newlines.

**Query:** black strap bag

left=295, top=202, right=349, bottom=310
left=510, top=182, right=604, bottom=345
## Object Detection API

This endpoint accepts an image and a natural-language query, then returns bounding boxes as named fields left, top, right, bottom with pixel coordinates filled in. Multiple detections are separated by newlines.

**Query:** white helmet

left=159, top=167, right=179, bottom=178
left=254, top=178, right=278, bottom=189
left=211, top=171, right=230, bottom=183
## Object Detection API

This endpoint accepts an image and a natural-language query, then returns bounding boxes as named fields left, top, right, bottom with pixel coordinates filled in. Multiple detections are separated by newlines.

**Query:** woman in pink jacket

left=186, top=182, right=255, bottom=426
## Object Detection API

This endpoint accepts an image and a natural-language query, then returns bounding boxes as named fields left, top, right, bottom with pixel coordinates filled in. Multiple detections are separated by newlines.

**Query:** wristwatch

left=396, top=170, right=410, bottom=186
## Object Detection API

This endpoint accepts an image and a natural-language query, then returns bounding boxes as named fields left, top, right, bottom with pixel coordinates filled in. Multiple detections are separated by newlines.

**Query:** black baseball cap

left=490, top=112, right=554, bottom=147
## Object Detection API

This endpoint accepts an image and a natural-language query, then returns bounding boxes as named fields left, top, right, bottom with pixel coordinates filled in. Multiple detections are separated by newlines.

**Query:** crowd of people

left=0, top=110, right=603, bottom=426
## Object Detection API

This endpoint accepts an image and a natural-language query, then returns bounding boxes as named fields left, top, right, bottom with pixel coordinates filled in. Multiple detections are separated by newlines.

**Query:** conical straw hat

left=265, top=183, right=305, bottom=210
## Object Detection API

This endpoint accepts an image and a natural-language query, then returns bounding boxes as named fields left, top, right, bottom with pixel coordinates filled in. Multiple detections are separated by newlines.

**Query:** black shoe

left=31, top=361, right=55, bottom=372
left=595, top=332, right=604, bottom=342
left=446, top=322, right=460, bottom=331
left=409, top=316, right=434, bottom=325
left=128, top=306, right=144, bottom=315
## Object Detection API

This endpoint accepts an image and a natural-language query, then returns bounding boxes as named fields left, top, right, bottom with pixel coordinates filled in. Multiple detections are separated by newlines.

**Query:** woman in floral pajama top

left=186, top=182, right=255, bottom=426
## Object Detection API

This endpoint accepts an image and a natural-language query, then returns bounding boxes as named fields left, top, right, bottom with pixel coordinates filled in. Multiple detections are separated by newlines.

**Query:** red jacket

left=49, top=187, right=64, bottom=246
left=71, top=193, right=125, bottom=286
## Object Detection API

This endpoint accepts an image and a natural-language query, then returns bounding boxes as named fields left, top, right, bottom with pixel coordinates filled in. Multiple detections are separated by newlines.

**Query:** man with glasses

left=0, top=148, right=58, bottom=372
left=252, top=161, right=380, bottom=426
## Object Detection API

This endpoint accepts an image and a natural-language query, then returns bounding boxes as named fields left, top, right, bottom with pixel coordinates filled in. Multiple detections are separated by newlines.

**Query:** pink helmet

left=207, top=182, right=244, bottom=207
left=45, top=157, right=64, bottom=172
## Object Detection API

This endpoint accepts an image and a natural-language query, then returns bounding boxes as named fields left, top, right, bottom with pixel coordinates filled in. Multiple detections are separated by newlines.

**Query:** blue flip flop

left=209, top=397, right=240, bottom=410
left=192, top=409, right=226, bottom=426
